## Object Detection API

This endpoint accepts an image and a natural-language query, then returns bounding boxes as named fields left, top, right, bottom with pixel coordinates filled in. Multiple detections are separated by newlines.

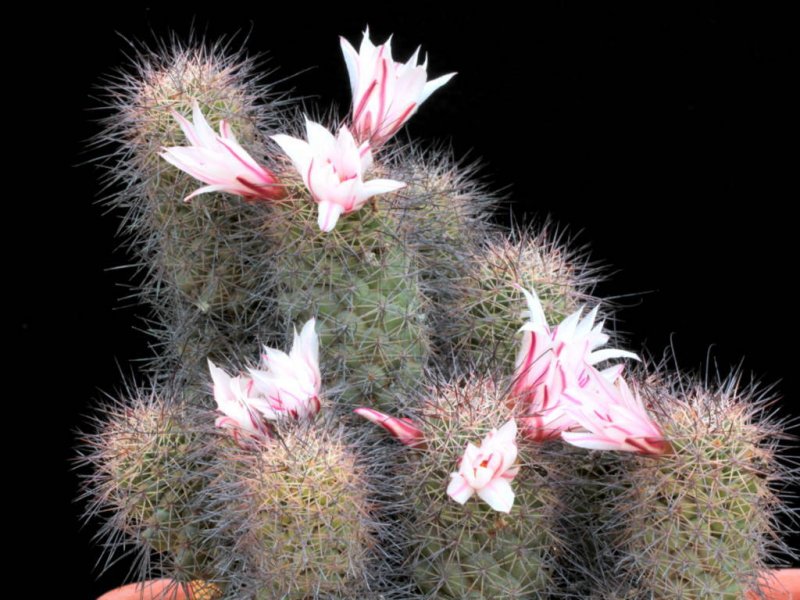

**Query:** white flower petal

left=340, top=36, right=361, bottom=96
left=447, top=474, right=475, bottom=504
left=183, top=184, right=231, bottom=202
left=305, top=119, right=337, bottom=156
left=518, top=285, right=547, bottom=328
left=191, top=101, right=218, bottom=147
left=420, top=72, right=457, bottom=104
left=361, top=178, right=406, bottom=197
left=495, top=419, right=517, bottom=443
left=561, top=431, right=627, bottom=451
left=317, top=200, right=345, bottom=232
left=588, top=349, right=641, bottom=365
left=271, top=134, right=313, bottom=177
left=171, top=110, right=202, bottom=146
left=477, top=479, right=515, bottom=513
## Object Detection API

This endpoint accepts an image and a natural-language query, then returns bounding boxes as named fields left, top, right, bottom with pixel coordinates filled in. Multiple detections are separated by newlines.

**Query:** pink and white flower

left=160, top=101, right=283, bottom=202
left=354, top=407, right=425, bottom=448
left=512, top=285, right=639, bottom=440
left=248, top=318, right=322, bottom=420
left=446, top=419, right=520, bottom=513
left=340, top=28, right=456, bottom=146
left=208, top=359, right=271, bottom=445
left=560, top=367, right=669, bottom=455
left=208, top=319, right=321, bottom=444
left=271, top=120, right=405, bottom=231
left=272, top=119, right=405, bottom=232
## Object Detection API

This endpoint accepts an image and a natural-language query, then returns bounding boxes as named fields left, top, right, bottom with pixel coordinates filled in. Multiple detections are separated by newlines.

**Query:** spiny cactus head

left=406, top=376, right=558, bottom=598
left=613, top=372, right=798, bottom=599
left=208, top=419, right=379, bottom=599
left=387, top=145, right=497, bottom=253
left=101, top=38, right=275, bottom=176
left=448, top=224, right=601, bottom=370
left=94, top=37, right=291, bottom=391
left=77, top=385, right=223, bottom=584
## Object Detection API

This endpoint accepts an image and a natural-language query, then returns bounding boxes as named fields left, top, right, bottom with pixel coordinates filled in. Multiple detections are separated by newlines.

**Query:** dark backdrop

left=18, top=6, right=796, bottom=598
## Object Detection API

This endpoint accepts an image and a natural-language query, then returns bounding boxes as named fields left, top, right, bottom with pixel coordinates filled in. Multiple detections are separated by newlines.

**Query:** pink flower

left=340, top=27, right=456, bottom=146
left=446, top=419, right=520, bottom=513
left=512, top=285, right=639, bottom=441
left=160, top=101, right=283, bottom=202
left=354, top=407, right=425, bottom=448
left=247, top=318, right=322, bottom=420
left=271, top=120, right=405, bottom=231
left=208, top=359, right=271, bottom=445
left=560, top=368, right=669, bottom=455
left=208, top=319, right=321, bottom=444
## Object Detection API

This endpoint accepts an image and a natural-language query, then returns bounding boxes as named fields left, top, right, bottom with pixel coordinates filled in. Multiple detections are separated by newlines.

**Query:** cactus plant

left=203, top=419, right=387, bottom=599
left=263, top=177, right=431, bottom=411
left=448, top=226, right=601, bottom=371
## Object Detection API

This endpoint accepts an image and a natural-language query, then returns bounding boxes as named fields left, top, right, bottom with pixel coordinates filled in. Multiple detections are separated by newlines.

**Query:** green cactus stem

left=262, top=176, right=431, bottom=412
left=97, top=39, right=287, bottom=394
left=603, top=375, right=797, bottom=599
left=403, top=377, right=560, bottom=599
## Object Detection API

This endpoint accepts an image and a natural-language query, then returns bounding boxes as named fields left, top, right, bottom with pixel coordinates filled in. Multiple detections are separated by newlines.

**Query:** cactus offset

left=600, top=375, right=797, bottom=599
left=447, top=227, right=600, bottom=370
left=98, top=39, right=285, bottom=393
left=550, top=447, right=637, bottom=599
left=404, top=377, right=560, bottom=599
left=205, top=420, right=383, bottom=599
left=78, top=387, right=221, bottom=586
left=388, top=146, right=497, bottom=289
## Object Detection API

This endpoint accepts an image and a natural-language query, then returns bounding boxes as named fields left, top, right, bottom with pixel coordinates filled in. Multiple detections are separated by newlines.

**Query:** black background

left=17, top=6, right=796, bottom=598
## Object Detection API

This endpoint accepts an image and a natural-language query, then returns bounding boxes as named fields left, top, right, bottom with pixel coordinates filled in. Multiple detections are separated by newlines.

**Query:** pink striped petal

left=476, top=478, right=515, bottom=513
left=317, top=201, right=344, bottom=232
left=271, top=120, right=406, bottom=232
left=340, top=29, right=455, bottom=146
left=160, top=103, right=281, bottom=201
left=446, top=474, right=475, bottom=504
left=354, top=407, right=425, bottom=447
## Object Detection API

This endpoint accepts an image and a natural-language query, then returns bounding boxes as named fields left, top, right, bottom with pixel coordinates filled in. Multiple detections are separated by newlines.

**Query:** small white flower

left=341, top=27, right=456, bottom=146
left=248, top=318, right=322, bottom=420
left=446, top=419, right=519, bottom=513
left=208, top=360, right=271, bottom=445
left=272, top=120, right=405, bottom=231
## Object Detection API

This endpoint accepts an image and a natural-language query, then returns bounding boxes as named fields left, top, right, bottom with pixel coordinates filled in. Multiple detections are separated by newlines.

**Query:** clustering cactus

left=80, top=29, right=796, bottom=600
